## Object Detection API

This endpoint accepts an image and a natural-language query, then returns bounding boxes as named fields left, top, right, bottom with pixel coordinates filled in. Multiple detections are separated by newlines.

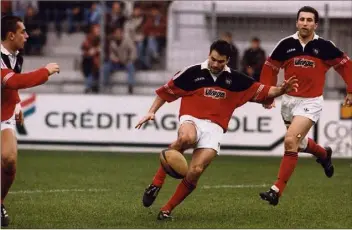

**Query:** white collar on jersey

left=1, top=44, right=19, bottom=56
left=291, top=31, right=319, bottom=40
left=201, top=59, right=231, bottom=73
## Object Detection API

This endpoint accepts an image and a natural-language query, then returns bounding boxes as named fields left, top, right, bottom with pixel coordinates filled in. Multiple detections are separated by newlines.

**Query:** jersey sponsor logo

left=194, top=77, right=205, bottom=82
left=294, top=58, right=315, bottom=68
left=204, top=88, right=226, bottom=99
left=287, top=48, right=296, bottom=53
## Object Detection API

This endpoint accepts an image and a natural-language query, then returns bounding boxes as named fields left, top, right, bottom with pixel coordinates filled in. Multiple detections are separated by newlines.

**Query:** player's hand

left=343, top=93, right=352, bottom=107
left=15, top=110, right=24, bottom=126
left=45, top=63, right=60, bottom=75
left=280, top=76, right=299, bottom=93
left=135, top=112, right=155, bottom=129
left=263, top=100, right=276, bottom=109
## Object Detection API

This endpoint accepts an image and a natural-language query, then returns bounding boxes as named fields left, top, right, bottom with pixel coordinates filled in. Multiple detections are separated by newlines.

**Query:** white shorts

left=179, top=115, right=223, bottom=154
left=281, top=94, right=323, bottom=124
left=1, top=114, right=16, bottom=131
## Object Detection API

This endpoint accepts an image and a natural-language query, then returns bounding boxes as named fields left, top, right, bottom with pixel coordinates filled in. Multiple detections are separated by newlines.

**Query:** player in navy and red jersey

left=1, top=15, right=60, bottom=227
left=259, top=6, right=352, bottom=206
left=135, top=40, right=299, bottom=220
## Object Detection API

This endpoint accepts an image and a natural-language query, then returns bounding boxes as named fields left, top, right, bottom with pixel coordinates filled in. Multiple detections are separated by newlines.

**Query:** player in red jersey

left=1, top=15, right=60, bottom=226
left=258, top=6, right=352, bottom=206
left=135, top=40, right=299, bottom=220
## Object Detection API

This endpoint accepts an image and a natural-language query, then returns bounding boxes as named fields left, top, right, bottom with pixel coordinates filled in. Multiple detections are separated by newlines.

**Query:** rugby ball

left=160, top=149, right=188, bottom=179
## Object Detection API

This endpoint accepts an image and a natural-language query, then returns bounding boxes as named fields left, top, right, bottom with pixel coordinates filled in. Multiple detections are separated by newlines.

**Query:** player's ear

left=8, top=32, right=15, bottom=41
left=314, top=23, right=318, bottom=30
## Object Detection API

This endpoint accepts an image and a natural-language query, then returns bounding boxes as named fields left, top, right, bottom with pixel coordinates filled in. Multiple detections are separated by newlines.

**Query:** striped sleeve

left=323, top=41, right=352, bottom=93
left=156, top=69, right=191, bottom=102
left=1, top=68, right=49, bottom=89
left=1, top=68, right=14, bottom=86
left=259, top=39, right=285, bottom=86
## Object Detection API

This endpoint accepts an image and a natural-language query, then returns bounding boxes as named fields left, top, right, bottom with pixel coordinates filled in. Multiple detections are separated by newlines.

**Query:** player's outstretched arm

left=1, top=63, right=60, bottom=89
left=135, top=95, right=166, bottom=129
left=267, top=76, right=299, bottom=98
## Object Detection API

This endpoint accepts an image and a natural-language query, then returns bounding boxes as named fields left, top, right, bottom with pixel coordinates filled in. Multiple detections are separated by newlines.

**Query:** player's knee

left=284, top=135, right=299, bottom=150
left=188, top=164, right=205, bottom=178
left=176, top=135, right=195, bottom=148
left=1, top=153, right=17, bottom=174
left=299, top=137, right=308, bottom=150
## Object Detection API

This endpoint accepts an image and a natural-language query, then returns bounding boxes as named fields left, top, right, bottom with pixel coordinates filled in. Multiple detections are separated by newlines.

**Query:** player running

left=258, top=6, right=352, bottom=206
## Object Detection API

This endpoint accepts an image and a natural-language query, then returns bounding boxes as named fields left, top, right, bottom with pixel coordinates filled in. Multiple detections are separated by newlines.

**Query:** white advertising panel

left=318, top=101, right=352, bottom=158
left=17, top=94, right=349, bottom=158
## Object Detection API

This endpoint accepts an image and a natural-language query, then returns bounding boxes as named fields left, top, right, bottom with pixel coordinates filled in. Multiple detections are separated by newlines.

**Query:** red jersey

left=156, top=60, right=271, bottom=131
left=1, top=68, right=49, bottom=121
left=260, top=32, right=352, bottom=97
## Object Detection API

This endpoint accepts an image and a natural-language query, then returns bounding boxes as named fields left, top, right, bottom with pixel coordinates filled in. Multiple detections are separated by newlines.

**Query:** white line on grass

left=202, top=184, right=269, bottom=189
left=9, top=188, right=110, bottom=194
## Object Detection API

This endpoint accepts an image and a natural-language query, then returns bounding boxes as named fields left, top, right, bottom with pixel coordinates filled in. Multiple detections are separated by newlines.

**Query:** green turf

left=4, top=150, right=352, bottom=228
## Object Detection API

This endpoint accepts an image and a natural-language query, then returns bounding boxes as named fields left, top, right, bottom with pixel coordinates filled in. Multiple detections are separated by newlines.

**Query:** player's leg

left=286, top=123, right=333, bottom=178
left=1, top=128, right=18, bottom=227
left=157, top=119, right=222, bottom=220
left=143, top=121, right=198, bottom=207
left=287, top=96, right=333, bottom=177
left=260, top=115, right=312, bottom=205
left=158, top=148, right=217, bottom=220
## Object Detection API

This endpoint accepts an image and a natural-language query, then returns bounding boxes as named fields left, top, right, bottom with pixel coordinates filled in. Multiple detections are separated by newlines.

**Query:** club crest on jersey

left=204, top=88, right=226, bottom=99
left=294, top=58, right=315, bottom=68
left=313, top=48, right=319, bottom=55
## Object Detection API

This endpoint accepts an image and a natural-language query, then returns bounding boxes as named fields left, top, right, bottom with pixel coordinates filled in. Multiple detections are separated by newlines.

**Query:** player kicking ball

left=135, top=40, right=299, bottom=220
left=259, top=6, right=352, bottom=206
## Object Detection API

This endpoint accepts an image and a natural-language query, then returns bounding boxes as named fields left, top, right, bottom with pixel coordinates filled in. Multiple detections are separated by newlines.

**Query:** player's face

left=296, top=12, right=317, bottom=38
left=208, top=50, right=228, bottom=74
left=9, top=22, right=28, bottom=50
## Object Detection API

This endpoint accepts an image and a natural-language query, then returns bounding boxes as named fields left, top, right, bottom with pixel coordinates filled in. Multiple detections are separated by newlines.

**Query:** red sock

left=1, top=169, right=16, bottom=202
left=152, top=165, right=167, bottom=187
left=161, top=178, right=196, bottom=212
left=274, top=151, right=298, bottom=196
left=304, top=138, right=327, bottom=159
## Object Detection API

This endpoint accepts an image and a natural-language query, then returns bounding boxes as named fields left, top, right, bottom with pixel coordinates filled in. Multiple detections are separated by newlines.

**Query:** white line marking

left=202, top=184, right=269, bottom=189
left=9, top=188, right=110, bottom=194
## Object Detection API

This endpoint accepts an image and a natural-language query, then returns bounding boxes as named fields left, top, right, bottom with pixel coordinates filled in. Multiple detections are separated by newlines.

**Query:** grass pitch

left=4, top=150, right=352, bottom=228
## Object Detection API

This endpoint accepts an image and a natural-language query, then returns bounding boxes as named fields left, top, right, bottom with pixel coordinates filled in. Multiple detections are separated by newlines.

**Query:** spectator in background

left=142, top=3, right=167, bottom=69
left=12, top=0, right=38, bottom=19
left=67, top=2, right=92, bottom=34
left=105, top=1, right=126, bottom=34
left=81, top=24, right=101, bottom=94
left=241, top=37, right=266, bottom=81
left=84, top=1, right=102, bottom=30
left=103, top=27, right=137, bottom=94
left=124, top=4, right=145, bottom=69
left=220, top=31, right=239, bottom=70
left=1, top=1, right=12, bottom=16
left=24, top=5, right=47, bottom=55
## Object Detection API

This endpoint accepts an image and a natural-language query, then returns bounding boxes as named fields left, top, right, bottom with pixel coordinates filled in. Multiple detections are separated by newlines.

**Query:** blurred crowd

left=220, top=32, right=266, bottom=82
left=78, top=1, right=170, bottom=94
left=2, top=1, right=170, bottom=94
left=1, top=1, right=266, bottom=95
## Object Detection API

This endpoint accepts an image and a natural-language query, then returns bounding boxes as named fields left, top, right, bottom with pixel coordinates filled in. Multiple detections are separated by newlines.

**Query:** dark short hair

left=1, top=15, right=23, bottom=41
left=209, top=40, right=231, bottom=59
left=251, top=37, right=260, bottom=43
left=297, top=6, right=319, bottom=23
